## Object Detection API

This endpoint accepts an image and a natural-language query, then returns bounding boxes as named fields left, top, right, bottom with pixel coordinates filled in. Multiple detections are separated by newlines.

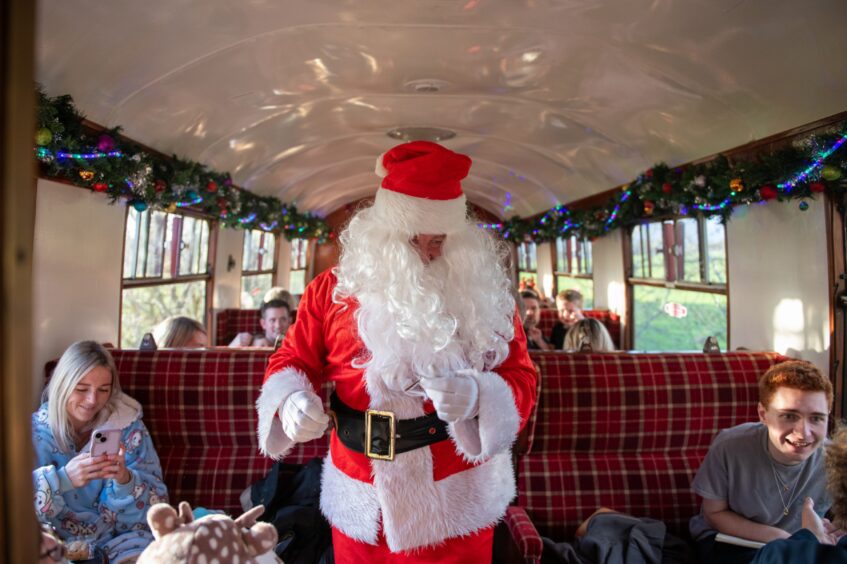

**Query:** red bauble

left=207, top=181, right=218, bottom=193
left=154, top=179, right=166, bottom=193
left=645, top=169, right=654, bottom=178
left=760, top=185, right=778, bottom=200
left=92, top=182, right=109, bottom=192
left=643, top=201, right=655, bottom=215
left=662, top=183, right=673, bottom=194
left=810, top=182, right=826, bottom=193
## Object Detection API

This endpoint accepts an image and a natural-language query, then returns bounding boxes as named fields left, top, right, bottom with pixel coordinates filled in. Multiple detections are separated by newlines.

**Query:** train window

left=555, top=236, right=593, bottom=308
left=289, top=238, right=309, bottom=295
left=517, top=241, right=538, bottom=290
left=628, top=216, right=727, bottom=351
left=120, top=208, right=213, bottom=348
left=241, top=229, right=277, bottom=309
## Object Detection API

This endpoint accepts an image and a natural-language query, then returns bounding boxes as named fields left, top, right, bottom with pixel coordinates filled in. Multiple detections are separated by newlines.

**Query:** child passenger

left=690, top=360, right=832, bottom=564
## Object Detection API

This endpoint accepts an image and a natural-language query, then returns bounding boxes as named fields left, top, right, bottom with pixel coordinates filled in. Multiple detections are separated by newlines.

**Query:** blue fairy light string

left=778, top=133, right=847, bottom=192
left=36, top=147, right=123, bottom=160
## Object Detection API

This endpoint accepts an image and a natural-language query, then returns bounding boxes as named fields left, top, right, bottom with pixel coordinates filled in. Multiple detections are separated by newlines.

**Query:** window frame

left=624, top=214, right=730, bottom=351
left=553, top=235, right=594, bottom=302
left=515, top=240, right=539, bottom=289
left=119, top=207, right=217, bottom=347
left=288, top=238, right=312, bottom=296
left=240, top=229, right=279, bottom=308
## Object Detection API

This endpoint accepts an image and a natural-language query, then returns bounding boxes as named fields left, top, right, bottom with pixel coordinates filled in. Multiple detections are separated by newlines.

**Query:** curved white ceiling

left=36, top=0, right=847, bottom=218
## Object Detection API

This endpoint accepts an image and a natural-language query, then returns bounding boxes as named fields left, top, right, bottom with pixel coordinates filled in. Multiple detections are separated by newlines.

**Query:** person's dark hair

left=520, top=290, right=540, bottom=302
left=260, top=299, right=290, bottom=319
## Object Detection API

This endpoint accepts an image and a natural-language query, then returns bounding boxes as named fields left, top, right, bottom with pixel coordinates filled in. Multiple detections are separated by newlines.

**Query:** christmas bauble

left=35, top=128, right=53, bottom=146
left=821, top=165, right=842, bottom=181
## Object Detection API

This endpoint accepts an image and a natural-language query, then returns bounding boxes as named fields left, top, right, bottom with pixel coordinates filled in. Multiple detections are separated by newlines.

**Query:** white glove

left=420, top=369, right=480, bottom=423
left=279, top=391, right=330, bottom=443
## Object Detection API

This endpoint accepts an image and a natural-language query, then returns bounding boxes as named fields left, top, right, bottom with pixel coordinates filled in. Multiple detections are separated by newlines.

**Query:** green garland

left=490, top=124, right=847, bottom=243
left=34, top=89, right=847, bottom=246
left=34, top=89, right=331, bottom=242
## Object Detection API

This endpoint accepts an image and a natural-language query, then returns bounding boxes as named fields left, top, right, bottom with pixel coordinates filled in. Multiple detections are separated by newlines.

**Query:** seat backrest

left=110, top=348, right=330, bottom=513
left=215, top=309, right=261, bottom=345
left=519, top=350, right=787, bottom=539
left=537, top=309, right=622, bottom=349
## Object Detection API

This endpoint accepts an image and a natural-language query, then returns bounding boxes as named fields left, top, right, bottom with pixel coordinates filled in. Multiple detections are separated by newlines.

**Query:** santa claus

left=256, top=141, right=537, bottom=563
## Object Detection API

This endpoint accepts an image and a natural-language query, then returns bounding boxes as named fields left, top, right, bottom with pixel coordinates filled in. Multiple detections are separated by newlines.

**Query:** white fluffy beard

left=333, top=207, right=516, bottom=398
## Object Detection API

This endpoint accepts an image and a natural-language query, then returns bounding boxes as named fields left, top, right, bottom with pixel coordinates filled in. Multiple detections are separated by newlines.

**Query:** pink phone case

left=89, top=429, right=122, bottom=457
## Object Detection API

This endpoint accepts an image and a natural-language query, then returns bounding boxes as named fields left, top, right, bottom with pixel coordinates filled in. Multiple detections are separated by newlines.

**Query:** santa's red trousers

left=332, top=525, right=494, bottom=563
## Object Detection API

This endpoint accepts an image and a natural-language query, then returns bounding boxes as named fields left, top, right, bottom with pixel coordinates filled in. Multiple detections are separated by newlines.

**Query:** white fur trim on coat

left=320, top=451, right=381, bottom=545
left=448, top=371, right=521, bottom=464
left=372, top=188, right=467, bottom=235
left=320, top=448, right=515, bottom=553
left=99, top=393, right=142, bottom=431
left=255, top=368, right=315, bottom=460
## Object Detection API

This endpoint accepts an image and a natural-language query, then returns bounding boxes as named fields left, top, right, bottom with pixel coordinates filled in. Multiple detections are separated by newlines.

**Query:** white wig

left=333, top=203, right=515, bottom=389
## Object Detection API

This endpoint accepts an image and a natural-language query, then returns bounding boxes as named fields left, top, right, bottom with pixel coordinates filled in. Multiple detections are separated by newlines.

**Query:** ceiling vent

left=387, top=127, right=457, bottom=142
left=404, top=79, right=451, bottom=94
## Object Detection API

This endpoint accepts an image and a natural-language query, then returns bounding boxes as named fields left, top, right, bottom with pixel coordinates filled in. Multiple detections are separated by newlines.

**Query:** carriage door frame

left=0, top=0, right=38, bottom=561
left=827, top=192, right=847, bottom=420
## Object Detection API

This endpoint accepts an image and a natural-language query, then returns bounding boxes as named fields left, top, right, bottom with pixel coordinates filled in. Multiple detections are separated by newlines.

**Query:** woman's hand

left=102, top=445, right=131, bottom=485
left=63, top=451, right=114, bottom=488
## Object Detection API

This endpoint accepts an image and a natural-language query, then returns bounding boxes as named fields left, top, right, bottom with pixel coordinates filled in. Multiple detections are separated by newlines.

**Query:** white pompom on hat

left=372, top=141, right=471, bottom=234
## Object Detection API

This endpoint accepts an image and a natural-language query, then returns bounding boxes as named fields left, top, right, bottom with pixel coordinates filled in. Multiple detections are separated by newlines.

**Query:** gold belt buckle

left=365, top=409, right=396, bottom=461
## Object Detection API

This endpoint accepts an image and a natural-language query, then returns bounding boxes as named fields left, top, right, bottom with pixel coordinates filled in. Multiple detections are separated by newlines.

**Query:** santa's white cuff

left=447, top=371, right=520, bottom=464
left=256, top=368, right=315, bottom=460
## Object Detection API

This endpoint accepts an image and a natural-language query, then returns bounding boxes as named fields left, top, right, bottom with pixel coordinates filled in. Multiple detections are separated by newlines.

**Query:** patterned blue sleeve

left=32, top=463, right=73, bottom=523
left=99, top=419, right=169, bottom=533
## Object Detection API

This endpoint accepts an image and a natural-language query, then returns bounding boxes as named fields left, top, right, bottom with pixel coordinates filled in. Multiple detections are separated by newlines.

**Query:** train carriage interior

left=2, top=1, right=847, bottom=562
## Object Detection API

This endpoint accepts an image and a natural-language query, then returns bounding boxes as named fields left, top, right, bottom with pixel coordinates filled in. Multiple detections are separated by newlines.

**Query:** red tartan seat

left=214, top=309, right=261, bottom=345
left=518, top=350, right=787, bottom=542
left=537, top=308, right=622, bottom=349
left=110, top=348, right=330, bottom=514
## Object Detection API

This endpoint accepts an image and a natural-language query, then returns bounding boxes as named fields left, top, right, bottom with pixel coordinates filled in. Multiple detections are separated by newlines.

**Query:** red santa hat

left=372, top=141, right=471, bottom=234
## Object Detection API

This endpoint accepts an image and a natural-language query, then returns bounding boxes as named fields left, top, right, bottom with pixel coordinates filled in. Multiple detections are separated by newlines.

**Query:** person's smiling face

left=66, top=366, right=112, bottom=431
left=758, top=386, right=829, bottom=465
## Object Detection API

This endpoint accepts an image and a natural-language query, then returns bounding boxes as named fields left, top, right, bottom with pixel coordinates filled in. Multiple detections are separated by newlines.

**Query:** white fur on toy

left=138, top=501, right=282, bottom=564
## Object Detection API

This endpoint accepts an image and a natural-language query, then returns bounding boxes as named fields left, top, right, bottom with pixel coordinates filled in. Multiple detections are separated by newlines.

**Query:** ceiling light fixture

left=387, top=127, right=457, bottom=142
left=403, top=79, right=451, bottom=94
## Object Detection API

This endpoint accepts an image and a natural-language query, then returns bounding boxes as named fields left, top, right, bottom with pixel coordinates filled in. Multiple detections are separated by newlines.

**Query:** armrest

left=494, top=506, right=543, bottom=564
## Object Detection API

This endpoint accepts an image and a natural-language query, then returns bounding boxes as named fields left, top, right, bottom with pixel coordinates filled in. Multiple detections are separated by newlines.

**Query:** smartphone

left=89, top=428, right=122, bottom=457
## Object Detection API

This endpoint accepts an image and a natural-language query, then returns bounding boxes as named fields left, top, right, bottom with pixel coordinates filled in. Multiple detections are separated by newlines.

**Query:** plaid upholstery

left=214, top=309, right=262, bottom=345
left=537, top=309, right=622, bottom=349
left=503, top=506, right=543, bottom=564
left=519, top=351, right=787, bottom=540
left=111, top=349, right=331, bottom=513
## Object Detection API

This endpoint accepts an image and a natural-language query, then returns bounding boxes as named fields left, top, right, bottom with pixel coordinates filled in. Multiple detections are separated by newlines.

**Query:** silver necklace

left=770, top=462, right=803, bottom=517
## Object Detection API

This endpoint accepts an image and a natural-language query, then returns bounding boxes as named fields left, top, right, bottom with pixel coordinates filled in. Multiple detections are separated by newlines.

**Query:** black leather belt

left=329, top=392, right=449, bottom=461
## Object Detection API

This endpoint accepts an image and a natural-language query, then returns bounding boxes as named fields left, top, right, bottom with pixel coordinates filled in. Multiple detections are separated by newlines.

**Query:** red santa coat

left=256, top=270, right=537, bottom=553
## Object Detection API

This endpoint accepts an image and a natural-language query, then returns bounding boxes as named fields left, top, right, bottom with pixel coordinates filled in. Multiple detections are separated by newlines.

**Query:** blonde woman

left=151, top=316, right=207, bottom=348
left=563, top=318, right=616, bottom=352
left=32, top=341, right=167, bottom=563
